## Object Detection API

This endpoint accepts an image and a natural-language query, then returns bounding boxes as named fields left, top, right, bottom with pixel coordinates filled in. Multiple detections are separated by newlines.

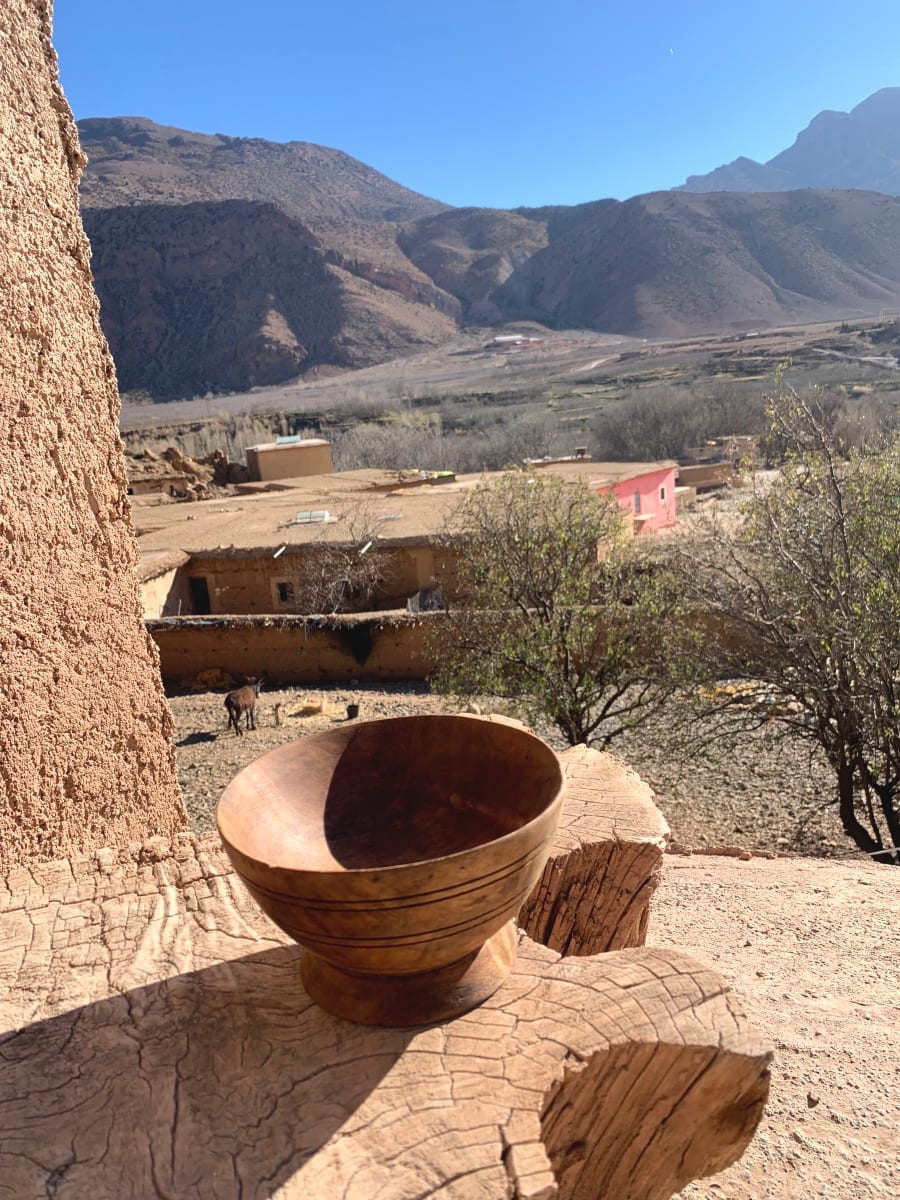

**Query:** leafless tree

left=676, top=386, right=900, bottom=864
left=292, top=500, right=392, bottom=614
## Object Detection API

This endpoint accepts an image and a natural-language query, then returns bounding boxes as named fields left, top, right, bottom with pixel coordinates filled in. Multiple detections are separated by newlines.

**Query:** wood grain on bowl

left=216, top=715, right=565, bottom=1025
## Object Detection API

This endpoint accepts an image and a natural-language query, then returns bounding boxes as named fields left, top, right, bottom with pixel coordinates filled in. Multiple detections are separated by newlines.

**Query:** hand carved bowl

left=216, top=714, right=564, bottom=1026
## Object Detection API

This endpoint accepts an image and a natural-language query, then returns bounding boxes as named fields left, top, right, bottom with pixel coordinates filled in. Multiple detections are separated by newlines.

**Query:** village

left=2, top=6, right=898, bottom=1199
left=132, top=430, right=741, bottom=684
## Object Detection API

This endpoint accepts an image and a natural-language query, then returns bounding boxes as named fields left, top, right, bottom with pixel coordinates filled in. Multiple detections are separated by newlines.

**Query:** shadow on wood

left=0, top=944, right=412, bottom=1198
left=0, top=913, right=770, bottom=1200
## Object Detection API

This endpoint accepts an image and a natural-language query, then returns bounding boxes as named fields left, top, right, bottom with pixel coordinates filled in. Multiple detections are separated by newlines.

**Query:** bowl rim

left=216, top=713, right=566, bottom=877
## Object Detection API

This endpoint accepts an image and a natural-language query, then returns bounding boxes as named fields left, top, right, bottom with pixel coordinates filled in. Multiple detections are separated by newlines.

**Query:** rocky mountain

left=397, top=208, right=550, bottom=325
left=78, top=116, right=448, bottom=223
left=680, top=88, right=900, bottom=195
left=494, top=189, right=900, bottom=337
left=82, top=200, right=456, bottom=398
left=79, top=118, right=460, bottom=396
left=78, top=110, right=900, bottom=399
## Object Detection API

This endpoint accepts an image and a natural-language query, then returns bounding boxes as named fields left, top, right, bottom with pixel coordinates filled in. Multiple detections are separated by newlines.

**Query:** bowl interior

left=217, top=715, right=562, bottom=872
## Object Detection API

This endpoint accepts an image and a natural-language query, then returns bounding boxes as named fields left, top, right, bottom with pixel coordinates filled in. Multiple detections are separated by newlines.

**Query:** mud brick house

left=136, top=468, right=464, bottom=619
left=136, top=460, right=680, bottom=622
left=136, top=459, right=680, bottom=684
left=245, top=436, right=334, bottom=482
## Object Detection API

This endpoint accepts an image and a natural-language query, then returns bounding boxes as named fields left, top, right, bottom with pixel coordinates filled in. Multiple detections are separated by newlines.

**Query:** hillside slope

left=494, top=188, right=900, bottom=337
left=80, top=119, right=462, bottom=396
left=83, top=200, right=457, bottom=398
left=681, top=87, right=900, bottom=195
left=398, top=207, right=549, bottom=324
left=78, top=113, right=900, bottom=398
left=78, top=116, right=448, bottom=223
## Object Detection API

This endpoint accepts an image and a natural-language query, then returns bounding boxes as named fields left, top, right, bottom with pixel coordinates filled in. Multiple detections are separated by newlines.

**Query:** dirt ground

left=170, top=681, right=857, bottom=862
left=657, top=854, right=899, bottom=1200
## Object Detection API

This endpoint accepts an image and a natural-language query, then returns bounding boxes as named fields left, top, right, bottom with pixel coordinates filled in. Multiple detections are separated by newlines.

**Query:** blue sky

left=54, top=0, right=900, bottom=209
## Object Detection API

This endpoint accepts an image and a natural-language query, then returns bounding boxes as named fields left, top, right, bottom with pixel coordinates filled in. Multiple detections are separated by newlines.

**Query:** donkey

left=224, top=674, right=265, bottom=736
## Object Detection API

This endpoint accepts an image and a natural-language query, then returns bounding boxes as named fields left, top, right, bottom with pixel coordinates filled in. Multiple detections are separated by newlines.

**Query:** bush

left=431, top=471, right=691, bottom=746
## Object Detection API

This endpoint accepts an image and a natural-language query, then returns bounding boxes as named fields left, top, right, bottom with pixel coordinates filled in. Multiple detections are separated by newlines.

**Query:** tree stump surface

left=520, top=745, right=670, bottom=955
left=0, top=756, right=770, bottom=1200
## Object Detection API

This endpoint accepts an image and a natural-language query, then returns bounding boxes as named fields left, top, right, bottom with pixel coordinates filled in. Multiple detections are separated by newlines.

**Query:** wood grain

left=0, top=805, right=769, bottom=1199
left=216, top=716, right=565, bottom=1022
left=520, top=745, right=670, bottom=954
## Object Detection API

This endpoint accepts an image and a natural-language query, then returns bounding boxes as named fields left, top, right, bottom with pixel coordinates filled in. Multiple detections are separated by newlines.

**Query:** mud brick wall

left=148, top=612, right=437, bottom=684
left=0, top=1, right=185, bottom=869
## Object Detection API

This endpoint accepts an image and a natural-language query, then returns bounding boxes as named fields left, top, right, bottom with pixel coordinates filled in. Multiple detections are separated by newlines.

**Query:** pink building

left=529, top=458, right=678, bottom=535
left=602, top=463, right=677, bottom=535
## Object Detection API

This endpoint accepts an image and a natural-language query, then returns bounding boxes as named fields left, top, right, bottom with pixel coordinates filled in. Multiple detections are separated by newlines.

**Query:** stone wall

left=0, top=0, right=186, bottom=869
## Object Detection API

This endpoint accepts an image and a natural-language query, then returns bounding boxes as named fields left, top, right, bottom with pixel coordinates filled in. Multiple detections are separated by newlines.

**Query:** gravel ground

left=170, top=682, right=861, bottom=862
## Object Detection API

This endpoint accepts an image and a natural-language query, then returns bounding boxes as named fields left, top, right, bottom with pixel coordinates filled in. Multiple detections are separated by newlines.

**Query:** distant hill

left=397, top=208, right=550, bottom=324
left=78, top=116, right=448, bottom=223
left=680, top=88, right=900, bottom=195
left=493, top=189, right=900, bottom=337
left=78, top=111, right=900, bottom=399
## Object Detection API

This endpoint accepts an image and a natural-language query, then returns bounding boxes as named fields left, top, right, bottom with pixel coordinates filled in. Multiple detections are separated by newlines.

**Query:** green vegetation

left=431, top=472, right=690, bottom=747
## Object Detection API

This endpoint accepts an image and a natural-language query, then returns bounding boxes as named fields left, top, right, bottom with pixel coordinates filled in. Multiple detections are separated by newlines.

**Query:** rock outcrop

left=0, top=0, right=186, bottom=869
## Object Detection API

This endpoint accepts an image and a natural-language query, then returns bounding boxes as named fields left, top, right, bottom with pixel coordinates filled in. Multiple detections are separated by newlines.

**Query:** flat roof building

left=245, top=437, right=333, bottom=482
left=136, top=460, right=679, bottom=617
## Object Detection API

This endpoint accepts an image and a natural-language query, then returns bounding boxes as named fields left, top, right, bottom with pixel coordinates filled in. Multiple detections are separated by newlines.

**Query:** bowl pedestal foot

left=300, top=921, right=518, bottom=1026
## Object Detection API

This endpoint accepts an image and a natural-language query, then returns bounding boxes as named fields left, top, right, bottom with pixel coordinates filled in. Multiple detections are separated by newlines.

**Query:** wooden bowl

left=216, top=714, right=564, bottom=1026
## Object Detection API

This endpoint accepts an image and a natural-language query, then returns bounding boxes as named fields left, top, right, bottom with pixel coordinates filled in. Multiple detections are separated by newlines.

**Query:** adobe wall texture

left=149, top=613, right=437, bottom=684
left=179, top=545, right=452, bottom=616
left=0, top=1, right=186, bottom=869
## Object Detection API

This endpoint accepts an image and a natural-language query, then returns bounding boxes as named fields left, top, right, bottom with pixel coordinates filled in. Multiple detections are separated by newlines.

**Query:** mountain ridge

left=78, top=115, right=448, bottom=223
left=680, top=87, right=900, bottom=195
left=77, top=106, right=900, bottom=399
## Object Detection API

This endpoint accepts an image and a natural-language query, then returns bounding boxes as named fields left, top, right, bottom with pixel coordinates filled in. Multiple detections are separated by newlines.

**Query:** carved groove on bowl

left=217, top=714, right=565, bottom=1025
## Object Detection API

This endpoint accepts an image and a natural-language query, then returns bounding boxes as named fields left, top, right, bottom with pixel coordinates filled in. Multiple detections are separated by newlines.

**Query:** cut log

left=520, top=745, right=670, bottom=954
left=0, top=833, right=770, bottom=1200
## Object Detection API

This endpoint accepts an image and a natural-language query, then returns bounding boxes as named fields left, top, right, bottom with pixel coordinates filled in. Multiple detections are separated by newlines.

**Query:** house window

left=276, top=580, right=295, bottom=606
left=659, top=485, right=667, bottom=501
left=633, top=491, right=641, bottom=514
